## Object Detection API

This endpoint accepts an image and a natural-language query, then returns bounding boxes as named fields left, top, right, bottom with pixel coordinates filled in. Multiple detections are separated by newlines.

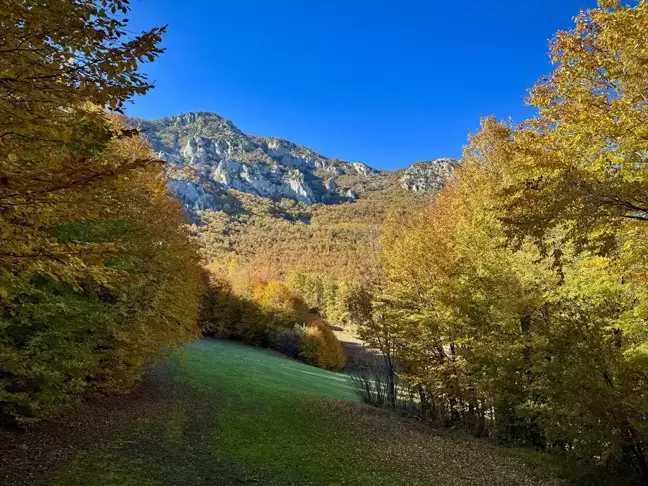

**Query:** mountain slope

left=128, top=112, right=459, bottom=283
left=131, top=112, right=459, bottom=212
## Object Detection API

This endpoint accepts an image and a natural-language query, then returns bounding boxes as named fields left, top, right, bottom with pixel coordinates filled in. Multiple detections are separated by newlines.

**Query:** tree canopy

left=372, top=1, right=648, bottom=482
left=0, top=0, right=202, bottom=423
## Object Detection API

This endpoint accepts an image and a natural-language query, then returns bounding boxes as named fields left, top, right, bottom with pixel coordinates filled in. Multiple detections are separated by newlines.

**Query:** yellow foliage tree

left=377, top=3, right=648, bottom=479
left=498, top=1, right=648, bottom=242
left=300, top=320, right=346, bottom=371
left=0, top=1, right=203, bottom=423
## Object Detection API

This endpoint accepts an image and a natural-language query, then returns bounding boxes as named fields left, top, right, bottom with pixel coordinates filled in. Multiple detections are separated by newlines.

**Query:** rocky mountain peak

left=130, top=112, right=459, bottom=214
left=172, top=111, right=243, bottom=136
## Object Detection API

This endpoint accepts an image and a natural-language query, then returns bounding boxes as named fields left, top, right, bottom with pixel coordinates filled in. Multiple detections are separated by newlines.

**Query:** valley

left=2, top=1, right=646, bottom=484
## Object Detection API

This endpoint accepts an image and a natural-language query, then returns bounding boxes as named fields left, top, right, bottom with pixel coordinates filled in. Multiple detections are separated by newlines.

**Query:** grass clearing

left=3, top=339, right=592, bottom=485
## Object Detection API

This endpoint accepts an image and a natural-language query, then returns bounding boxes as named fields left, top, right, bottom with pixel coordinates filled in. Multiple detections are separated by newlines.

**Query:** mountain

left=127, top=111, right=460, bottom=281
left=130, top=112, right=459, bottom=213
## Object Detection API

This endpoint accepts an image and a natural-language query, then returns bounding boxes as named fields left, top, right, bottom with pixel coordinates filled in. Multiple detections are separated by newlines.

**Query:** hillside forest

left=2, top=0, right=648, bottom=484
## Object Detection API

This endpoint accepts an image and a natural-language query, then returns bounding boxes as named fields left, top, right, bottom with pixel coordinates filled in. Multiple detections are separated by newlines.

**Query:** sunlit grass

left=39, top=339, right=573, bottom=485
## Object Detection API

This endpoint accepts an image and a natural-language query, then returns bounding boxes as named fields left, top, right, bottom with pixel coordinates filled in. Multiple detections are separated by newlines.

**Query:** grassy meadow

left=1, top=339, right=586, bottom=485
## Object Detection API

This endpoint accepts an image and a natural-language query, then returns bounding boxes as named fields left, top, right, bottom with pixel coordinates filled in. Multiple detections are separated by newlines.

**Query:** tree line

left=200, top=274, right=345, bottom=371
left=0, top=0, right=203, bottom=423
left=353, top=2, right=648, bottom=482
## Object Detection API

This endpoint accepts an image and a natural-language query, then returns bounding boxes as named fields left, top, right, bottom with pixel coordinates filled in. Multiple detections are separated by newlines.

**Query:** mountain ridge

left=130, top=112, right=459, bottom=213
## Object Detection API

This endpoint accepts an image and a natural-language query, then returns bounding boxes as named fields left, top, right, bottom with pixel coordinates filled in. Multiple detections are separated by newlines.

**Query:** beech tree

left=0, top=0, right=165, bottom=279
left=499, top=0, right=648, bottom=240
left=0, top=1, right=203, bottom=423
left=375, top=2, right=648, bottom=481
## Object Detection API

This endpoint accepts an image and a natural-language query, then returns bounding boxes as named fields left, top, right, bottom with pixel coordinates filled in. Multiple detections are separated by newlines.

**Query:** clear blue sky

left=126, top=0, right=595, bottom=170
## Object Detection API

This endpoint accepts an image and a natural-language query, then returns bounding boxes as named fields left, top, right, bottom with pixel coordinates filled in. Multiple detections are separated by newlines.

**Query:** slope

left=2, top=339, right=571, bottom=486
left=128, top=112, right=458, bottom=285
left=193, top=189, right=425, bottom=281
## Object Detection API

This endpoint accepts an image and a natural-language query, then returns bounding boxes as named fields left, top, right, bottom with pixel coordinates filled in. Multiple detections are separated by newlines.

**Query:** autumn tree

left=498, top=0, right=648, bottom=241
left=1, top=117, right=204, bottom=422
left=0, top=0, right=165, bottom=279
left=342, top=283, right=400, bottom=408
left=381, top=116, right=648, bottom=478
left=493, top=1, right=648, bottom=478
left=375, top=2, right=648, bottom=481
left=0, top=1, right=204, bottom=423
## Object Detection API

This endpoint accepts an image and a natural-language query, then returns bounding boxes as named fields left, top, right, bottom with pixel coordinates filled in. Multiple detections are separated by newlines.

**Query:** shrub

left=201, top=278, right=309, bottom=347
left=299, top=320, right=345, bottom=371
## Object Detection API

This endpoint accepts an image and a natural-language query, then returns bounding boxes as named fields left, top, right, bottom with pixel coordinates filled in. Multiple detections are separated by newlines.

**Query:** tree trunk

left=383, top=352, right=396, bottom=409
left=520, top=313, right=533, bottom=383
left=473, top=403, right=487, bottom=437
left=620, top=420, right=648, bottom=485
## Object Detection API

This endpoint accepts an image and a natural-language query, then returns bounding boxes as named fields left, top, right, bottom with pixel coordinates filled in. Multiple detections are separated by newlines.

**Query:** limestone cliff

left=130, top=112, right=458, bottom=213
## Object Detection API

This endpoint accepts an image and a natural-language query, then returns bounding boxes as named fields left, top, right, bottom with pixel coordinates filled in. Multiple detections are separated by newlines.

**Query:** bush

left=200, top=278, right=266, bottom=344
left=299, top=320, right=345, bottom=371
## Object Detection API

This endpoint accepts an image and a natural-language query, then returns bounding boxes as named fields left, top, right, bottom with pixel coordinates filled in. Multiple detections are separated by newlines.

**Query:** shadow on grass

left=33, top=362, right=255, bottom=486
left=2, top=339, right=608, bottom=486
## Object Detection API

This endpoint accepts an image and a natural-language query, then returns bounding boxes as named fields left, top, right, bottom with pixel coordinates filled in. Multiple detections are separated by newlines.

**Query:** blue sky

left=126, top=0, right=596, bottom=170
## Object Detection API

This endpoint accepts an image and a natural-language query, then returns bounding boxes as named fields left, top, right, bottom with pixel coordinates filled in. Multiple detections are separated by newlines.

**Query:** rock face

left=398, top=158, right=460, bottom=194
left=130, top=112, right=458, bottom=213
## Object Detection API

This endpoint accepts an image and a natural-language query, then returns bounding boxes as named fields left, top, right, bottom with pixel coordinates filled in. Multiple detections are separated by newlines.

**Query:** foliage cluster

left=200, top=276, right=307, bottom=345
left=0, top=0, right=203, bottom=423
left=285, top=271, right=374, bottom=328
left=200, top=275, right=345, bottom=370
left=269, top=328, right=302, bottom=359
left=299, top=319, right=346, bottom=371
left=359, top=1, right=648, bottom=482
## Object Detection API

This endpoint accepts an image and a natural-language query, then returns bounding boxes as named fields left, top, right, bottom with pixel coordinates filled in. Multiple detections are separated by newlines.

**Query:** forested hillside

left=193, top=189, right=422, bottom=281
left=131, top=113, right=452, bottom=335
left=126, top=112, right=456, bottom=334
left=133, top=112, right=455, bottom=284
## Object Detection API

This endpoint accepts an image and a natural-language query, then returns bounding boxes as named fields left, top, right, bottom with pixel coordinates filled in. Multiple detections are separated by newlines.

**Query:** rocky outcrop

left=130, top=112, right=458, bottom=213
left=168, top=179, right=215, bottom=210
left=398, top=158, right=459, bottom=194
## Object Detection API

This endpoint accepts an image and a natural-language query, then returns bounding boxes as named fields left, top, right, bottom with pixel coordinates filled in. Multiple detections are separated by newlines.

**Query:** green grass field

left=33, top=339, right=570, bottom=485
